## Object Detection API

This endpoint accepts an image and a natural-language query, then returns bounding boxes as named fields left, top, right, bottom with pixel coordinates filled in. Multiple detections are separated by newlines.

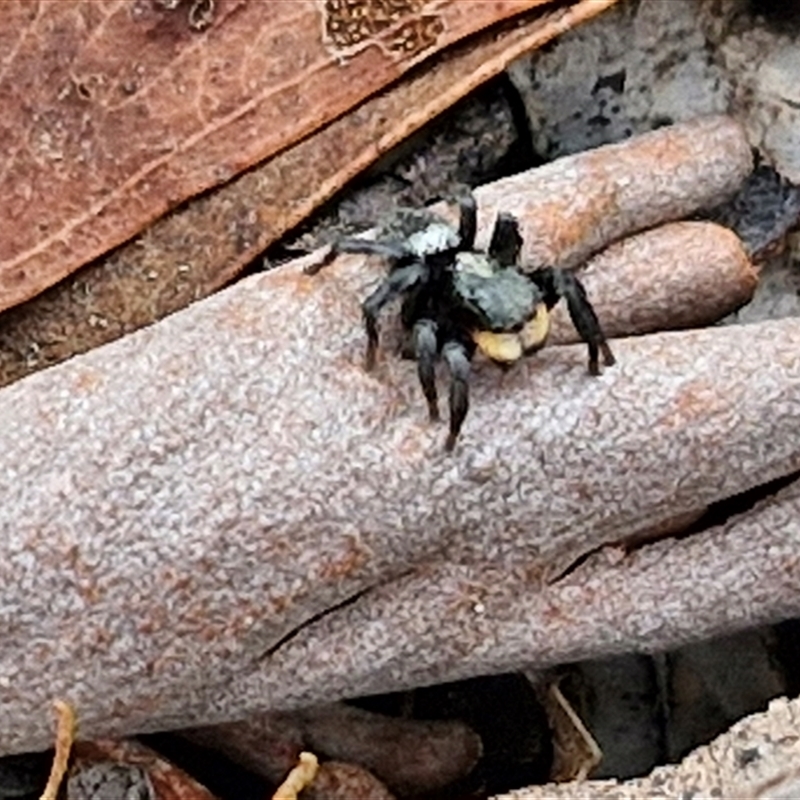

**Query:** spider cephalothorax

left=306, top=195, right=615, bottom=451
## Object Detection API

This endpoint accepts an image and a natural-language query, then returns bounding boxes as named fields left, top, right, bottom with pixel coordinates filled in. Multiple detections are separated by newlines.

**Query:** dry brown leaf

left=0, top=0, right=559, bottom=314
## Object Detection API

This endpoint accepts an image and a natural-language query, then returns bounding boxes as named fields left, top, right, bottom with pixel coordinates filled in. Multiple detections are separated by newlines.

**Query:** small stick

left=272, top=752, right=319, bottom=800
left=39, top=700, right=76, bottom=800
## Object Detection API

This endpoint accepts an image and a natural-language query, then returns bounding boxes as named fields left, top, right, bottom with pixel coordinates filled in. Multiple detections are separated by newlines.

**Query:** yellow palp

left=472, top=330, right=523, bottom=364
left=520, top=303, right=550, bottom=354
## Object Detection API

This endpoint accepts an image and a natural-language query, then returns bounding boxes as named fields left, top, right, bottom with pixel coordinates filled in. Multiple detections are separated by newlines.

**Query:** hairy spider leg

left=533, top=267, right=616, bottom=376
left=304, top=238, right=411, bottom=275
left=442, top=340, right=473, bottom=452
left=488, top=212, right=524, bottom=266
left=412, top=319, right=440, bottom=421
left=362, top=261, right=428, bottom=370
left=457, top=194, right=478, bottom=250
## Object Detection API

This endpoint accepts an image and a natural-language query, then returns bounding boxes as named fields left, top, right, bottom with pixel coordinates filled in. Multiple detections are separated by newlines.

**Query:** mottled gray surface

left=506, top=0, right=736, bottom=160
left=705, top=164, right=800, bottom=259
left=67, top=763, right=154, bottom=800
left=507, top=0, right=800, bottom=186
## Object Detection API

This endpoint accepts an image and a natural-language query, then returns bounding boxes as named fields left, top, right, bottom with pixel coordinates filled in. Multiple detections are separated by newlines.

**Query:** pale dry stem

left=39, top=699, right=76, bottom=800
left=272, top=751, right=320, bottom=800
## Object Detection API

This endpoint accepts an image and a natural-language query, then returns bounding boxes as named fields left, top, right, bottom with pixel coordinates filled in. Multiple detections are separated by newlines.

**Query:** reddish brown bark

left=547, top=221, right=756, bottom=343
left=181, top=703, right=481, bottom=797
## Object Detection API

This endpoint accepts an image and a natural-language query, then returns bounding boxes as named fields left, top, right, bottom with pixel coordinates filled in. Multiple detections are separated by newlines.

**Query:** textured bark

left=548, top=221, right=757, bottom=343
left=251, top=473, right=800, bottom=709
left=467, top=115, right=753, bottom=269
left=181, top=704, right=481, bottom=796
left=1, top=226, right=800, bottom=753
left=489, top=695, right=800, bottom=800
left=0, top=0, right=552, bottom=314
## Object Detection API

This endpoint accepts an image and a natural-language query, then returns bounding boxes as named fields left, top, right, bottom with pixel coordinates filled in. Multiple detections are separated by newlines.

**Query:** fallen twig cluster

left=2, top=116, right=796, bottom=776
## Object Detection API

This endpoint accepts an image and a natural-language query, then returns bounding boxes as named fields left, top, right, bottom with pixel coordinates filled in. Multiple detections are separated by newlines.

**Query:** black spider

left=306, top=195, right=615, bottom=451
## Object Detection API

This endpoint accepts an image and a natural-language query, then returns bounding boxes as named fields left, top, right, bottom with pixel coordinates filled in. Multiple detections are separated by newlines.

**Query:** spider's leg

left=536, top=267, right=615, bottom=376
left=488, top=212, right=524, bottom=267
left=304, top=238, right=410, bottom=275
left=412, top=319, right=440, bottom=422
left=334, top=239, right=410, bottom=260
left=441, top=340, right=473, bottom=452
left=362, top=261, right=427, bottom=370
left=457, top=193, right=478, bottom=250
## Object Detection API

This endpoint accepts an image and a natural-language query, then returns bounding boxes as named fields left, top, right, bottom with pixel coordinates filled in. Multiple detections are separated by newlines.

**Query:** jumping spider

left=306, top=195, right=615, bottom=451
